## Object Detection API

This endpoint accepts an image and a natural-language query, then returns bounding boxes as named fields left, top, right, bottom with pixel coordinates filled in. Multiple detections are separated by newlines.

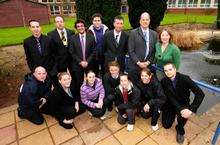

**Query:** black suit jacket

left=103, top=30, right=128, bottom=71
left=161, top=72, right=205, bottom=113
left=69, top=33, right=96, bottom=70
left=127, top=27, right=158, bottom=70
left=23, top=34, right=56, bottom=75
left=47, top=28, right=75, bottom=72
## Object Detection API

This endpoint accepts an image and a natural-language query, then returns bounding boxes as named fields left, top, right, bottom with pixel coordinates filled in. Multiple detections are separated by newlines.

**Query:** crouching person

left=114, top=73, right=140, bottom=131
left=48, top=72, right=85, bottom=129
left=18, top=66, right=52, bottom=125
left=80, top=70, right=107, bottom=120
left=161, top=63, right=205, bottom=144
left=137, top=68, right=166, bottom=131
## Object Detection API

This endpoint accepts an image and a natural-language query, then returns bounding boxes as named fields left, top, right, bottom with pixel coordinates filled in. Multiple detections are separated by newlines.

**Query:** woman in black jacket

left=114, top=73, right=140, bottom=131
left=136, top=68, right=166, bottom=131
left=49, top=72, right=85, bottom=129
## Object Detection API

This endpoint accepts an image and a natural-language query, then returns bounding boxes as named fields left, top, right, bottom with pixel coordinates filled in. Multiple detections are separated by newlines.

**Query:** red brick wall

left=0, top=0, right=49, bottom=28
left=0, top=0, right=23, bottom=27
left=167, top=8, right=217, bottom=15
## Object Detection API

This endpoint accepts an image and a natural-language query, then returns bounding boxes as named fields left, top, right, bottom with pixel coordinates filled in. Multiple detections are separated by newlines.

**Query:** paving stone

left=60, top=136, right=84, bottom=145
left=185, top=120, right=204, bottom=141
left=209, top=121, right=219, bottom=132
left=15, top=110, right=23, bottom=122
left=9, top=141, right=18, bottom=145
left=0, top=104, right=18, bottom=115
left=137, top=137, right=158, bottom=145
left=19, top=129, right=53, bottom=145
left=0, top=111, right=14, bottom=128
left=135, top=118, right=155, bottom=136
left=95, top=135, right=121, bottom=145
left=49, top=123, right=78, bottom=145
left=80, top=124, right=111, bottom=145
left=189, top=129, right=219, bottom=145
left=44, top=114, right=57, bottom=127
left=150, top=127, right=189, bottom=145
left=17, top=120, right=47, bottom=139
left=114, top=127, right=146, bottom=145
left=0, top=124, right=16, bottom=145
left=103, top=115, right=126, bottom=133
left=73, top=112, right=102, bottom=133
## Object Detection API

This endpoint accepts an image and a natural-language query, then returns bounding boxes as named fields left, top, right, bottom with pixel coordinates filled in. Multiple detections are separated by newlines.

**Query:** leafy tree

left=127, top=0, right=168, bottom=30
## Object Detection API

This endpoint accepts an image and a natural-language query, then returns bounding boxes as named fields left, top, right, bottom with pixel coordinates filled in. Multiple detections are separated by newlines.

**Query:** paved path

left=0, top=102, right=219, bottom=145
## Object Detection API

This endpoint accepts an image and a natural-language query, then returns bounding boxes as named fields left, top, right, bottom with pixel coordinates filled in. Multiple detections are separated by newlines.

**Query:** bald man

left=127, top=12, right=158, bottom=83
left=47, top=16, right=75, bottom=73
left=18, top=66, right=52, bottom=125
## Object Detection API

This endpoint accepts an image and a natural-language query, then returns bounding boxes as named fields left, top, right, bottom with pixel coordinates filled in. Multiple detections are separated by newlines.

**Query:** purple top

left=80, top=78, right=105, bottom=108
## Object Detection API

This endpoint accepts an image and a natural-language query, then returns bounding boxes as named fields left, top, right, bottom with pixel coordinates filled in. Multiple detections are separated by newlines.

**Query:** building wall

left=0, top=0, right=23, bottom=27
left=167, top=8, right=217, bottom=15
left=0, top=0, right=49, bottom=28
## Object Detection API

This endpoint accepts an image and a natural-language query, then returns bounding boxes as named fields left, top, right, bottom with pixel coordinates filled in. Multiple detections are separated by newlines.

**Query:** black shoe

left=59, top=121, right=73, bottom=129
left=17, top=108, right=25, bottom=119
left=176, top=133, right=184, bottom=144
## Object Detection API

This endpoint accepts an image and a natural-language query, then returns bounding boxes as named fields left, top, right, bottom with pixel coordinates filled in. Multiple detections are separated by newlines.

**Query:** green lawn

left=0, top=13, right=216, bottom=47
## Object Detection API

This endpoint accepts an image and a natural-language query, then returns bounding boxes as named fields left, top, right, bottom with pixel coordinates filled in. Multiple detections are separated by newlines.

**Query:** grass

left=0, top=13, right=216, bottom=47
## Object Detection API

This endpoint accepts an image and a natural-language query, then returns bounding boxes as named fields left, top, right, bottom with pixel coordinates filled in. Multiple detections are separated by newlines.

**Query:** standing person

left=136, top=68, right=166, bottom=131
left=161, top=63, right=205, bottom=144
left=155, top=29, right=181, bottom=80
left=127, top=12, right=157, bottom=83
left=69, top=19, right=96, bottom=98
left=47, top=16, right=75, bottom=74
left=80, top=70, right=107, bottom=119
left=49, top=72, right=85, bottom=129
left=18, top=66, right=51, bottom=125
left=23, top=20, right=56, bottom=84
left=103, top=15, right=128, bottom=72
left=103, top=61, right=121, bottom=111
left=88, top=13, right=108, bottom=77
left=114, top=73, right=140, bottom=131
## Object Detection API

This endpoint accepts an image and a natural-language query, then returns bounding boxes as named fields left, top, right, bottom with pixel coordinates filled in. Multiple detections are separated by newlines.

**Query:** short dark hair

left=119, top=73, right=131, bottom=81
left=92, top=13, right=102, bottom=21
left=74, top=19, right=86, bottom=29
left=85, top=70, right=96, bottom=77
left=114, top=15, right=124, bottom=23
left=28, top=19, right=39, bottom=26
left=158, top=29, right=173, bottom=43
left=164, top=62, right=176, bottom=69
left=108, top=61, right=120, bottom=70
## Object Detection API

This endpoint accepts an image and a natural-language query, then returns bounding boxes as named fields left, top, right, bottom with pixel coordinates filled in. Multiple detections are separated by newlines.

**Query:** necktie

left=115, top=34, right=119, bottom=47
left=143, top=32, right=149, bottom=60
left=61, top=30, right=67, bottom=46
left=36, top=38, right=42, bottom=54
left=122, top=88, right=128, bottom=103
left=80, top=35, right=86, bottom=60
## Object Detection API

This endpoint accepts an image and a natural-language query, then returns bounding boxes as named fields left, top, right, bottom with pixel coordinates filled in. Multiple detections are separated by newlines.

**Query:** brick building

left=0, top=0, right=49, bottom=28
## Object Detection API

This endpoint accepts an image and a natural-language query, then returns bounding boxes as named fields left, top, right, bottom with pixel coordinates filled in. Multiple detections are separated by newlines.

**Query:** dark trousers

left=86, top=97, right=108, bottom=118
left=105, top=94, right=115, bottom=111
left=117, top=108, right=135, bottom=125
left=140, top=106, right=160, bottom=126
left=93, top=55, right=105, bottom=78
left=162, top=105, right=188, bottom=135
left=54, top=103, right=86, bottom=122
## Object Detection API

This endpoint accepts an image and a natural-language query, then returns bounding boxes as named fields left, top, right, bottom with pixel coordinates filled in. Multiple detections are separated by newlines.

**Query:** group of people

left=18, top=12, right=205, bottom=144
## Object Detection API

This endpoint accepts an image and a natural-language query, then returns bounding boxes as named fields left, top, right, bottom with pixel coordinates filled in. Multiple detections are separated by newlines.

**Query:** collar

left=114, top=29, right=122, bottom=38
left=79, top=33, right=86, bottom=38
left=141, top=27, right=149, bottom=34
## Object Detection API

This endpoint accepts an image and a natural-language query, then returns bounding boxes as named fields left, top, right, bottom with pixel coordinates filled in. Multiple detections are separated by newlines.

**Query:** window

left=50, top=5, right=60, bottom=15
left=177, top=0, right=186, bottom=7
left=42, top=0, right=47, bottom=2
left=121, top=5, right=127, bottom=13
left=200, top=0, right=211, bottom=7
left=48, top=0, right=54, bottom=2
left=188, top=0, right=198, bottom=7
left=214, top=0, right=218, bottom=7
left=63, top=5, right=72, bottom=15
left=56, top=0, right=61, bottom=2
left=168, top=0, right=176, bottom=8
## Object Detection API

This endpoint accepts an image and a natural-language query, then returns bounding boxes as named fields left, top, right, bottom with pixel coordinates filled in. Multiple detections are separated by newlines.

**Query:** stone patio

left=0, top=103, right=219, bottom=145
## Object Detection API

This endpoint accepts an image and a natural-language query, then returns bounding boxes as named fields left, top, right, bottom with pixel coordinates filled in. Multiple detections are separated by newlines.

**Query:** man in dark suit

left=127, top=12, right=158, bottom=83
left=23, top=20, right=56, bottom=84
left=69, top=19, right=96, bottom=97
left=161, top=63, right=205, bottom=144
left=47, top=16, right=75, bottom=73
left=103, top=15, right=128, bottom=72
